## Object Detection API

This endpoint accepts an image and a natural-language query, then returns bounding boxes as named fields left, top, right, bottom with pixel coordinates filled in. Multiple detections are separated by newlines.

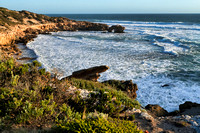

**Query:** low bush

left=54, top=117, right=143, bottom=133
left=69, top=78, right=140, bottom=110
left=0, top=58, right=142, bottom=132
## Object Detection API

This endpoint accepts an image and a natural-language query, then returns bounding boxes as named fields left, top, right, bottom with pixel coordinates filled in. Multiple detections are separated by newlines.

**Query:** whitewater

left=26, top=20, right=200, bottom=112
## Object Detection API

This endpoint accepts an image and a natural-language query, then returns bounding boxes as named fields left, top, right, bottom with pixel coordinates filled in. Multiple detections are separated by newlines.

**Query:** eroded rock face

left=145, top=104, right=168, bottom=117
left=103, top=80, right=138, bottom=99
left=108, top=25, right=125, bottom=33
left=68, top=65, right=109, bottom=82
left=77, top=22, right=109, bottom=31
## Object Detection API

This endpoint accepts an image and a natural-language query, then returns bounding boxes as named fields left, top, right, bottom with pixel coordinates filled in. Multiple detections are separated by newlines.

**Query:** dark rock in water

left=76, top=22, right=109, bottom=31
left=161, top=84, right=170, bottom=87
left=103, top=80, right=138, bottom=99
left=179, top=101, right=200, bottom=111
left=68, top=66, right=109, bottom=82
left=108, top=25, right=125, bottom=33
left=179, top=101, right=200, bottom=115
left=145, top=104, right=168, bottom=117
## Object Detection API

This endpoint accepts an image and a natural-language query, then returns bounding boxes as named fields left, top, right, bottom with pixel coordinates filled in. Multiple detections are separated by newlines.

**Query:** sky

left=0, top=0, right=200, bottom=14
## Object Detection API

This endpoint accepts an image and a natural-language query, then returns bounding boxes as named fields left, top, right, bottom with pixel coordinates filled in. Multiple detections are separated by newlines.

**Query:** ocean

left=26, top=14, right=200, bottom=112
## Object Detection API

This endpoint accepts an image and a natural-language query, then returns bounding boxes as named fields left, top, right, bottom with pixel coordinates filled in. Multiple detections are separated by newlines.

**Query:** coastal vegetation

left=0, top=57, right=142, bottom=132
left=0, top=7, right=70, bottom=27
left=1, top=7, right=198, bottom=133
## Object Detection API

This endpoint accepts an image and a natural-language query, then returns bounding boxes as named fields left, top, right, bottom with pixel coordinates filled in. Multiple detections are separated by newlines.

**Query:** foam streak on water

left=27, top=21, right=200, bottom=112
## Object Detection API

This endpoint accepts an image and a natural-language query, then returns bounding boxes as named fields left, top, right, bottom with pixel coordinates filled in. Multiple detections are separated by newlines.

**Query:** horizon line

left=44, top=13, right=200, bottom=15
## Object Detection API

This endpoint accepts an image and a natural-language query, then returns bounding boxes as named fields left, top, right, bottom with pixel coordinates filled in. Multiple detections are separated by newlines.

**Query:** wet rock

left=68, top=65, right=109, bottom=82
left=145, top=104, right=168, bottom=117
left=179, top=101, right=200, bottom=115
left=179, top=101, right=200, bottom=112
left=103, top=80, right=138, bottom=99
left=108, top=25, right=125, bottom=33
left=161, top=84, right=170, bottom=87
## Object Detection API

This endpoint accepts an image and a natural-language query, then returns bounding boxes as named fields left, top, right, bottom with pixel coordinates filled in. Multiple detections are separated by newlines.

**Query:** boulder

left=108, top=25, right=125, bottom=33
left=145, top=104, right=168, bottom=117
left=179, top=101, right=200, bottom=115
left=179, top=101, right=200, bottom=111
left=103, top=80, right=138, bottom=99
left=68, top=66, right=109, bottom=82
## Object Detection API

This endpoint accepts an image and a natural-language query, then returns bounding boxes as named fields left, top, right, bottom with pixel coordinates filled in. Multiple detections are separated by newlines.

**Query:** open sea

left=26, top=14, right=200, bottom=112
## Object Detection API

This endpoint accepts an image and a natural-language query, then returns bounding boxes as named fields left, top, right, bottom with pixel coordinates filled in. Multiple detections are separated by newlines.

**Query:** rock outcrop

left=145, top=104, right=168, bottom=117
left=103, top=80, right=138, bottom=99
left=179, top=101, right=200, bottom=115
left=67, top=66, right=109, bottom=82
left=108, top=25, right=125, bottom=33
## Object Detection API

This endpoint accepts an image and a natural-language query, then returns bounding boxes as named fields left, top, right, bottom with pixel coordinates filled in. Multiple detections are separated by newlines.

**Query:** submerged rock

left=161, top=84, right=170, bottom=87
left=108, top=25, right=125, bottom=33
left=103, top=80, right=138, bottom=99
left=145, top=104, right=168, bottom=117
left=68, top=65, right=109, bottom=82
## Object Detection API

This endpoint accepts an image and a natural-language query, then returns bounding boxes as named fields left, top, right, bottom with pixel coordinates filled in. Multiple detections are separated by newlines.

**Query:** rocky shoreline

left=66, top=65, right=200, bottom=133
left=0, top=22, right=124, bottom=58
left=0, top=7, right=125, bottom=58
left=0, top=8, right=199, bottom=133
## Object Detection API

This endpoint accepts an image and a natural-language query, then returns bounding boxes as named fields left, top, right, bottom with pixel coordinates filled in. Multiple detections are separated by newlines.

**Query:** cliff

left=0, top=8, right=127, bottom=58
left=0, top=7, right=111, bottom=57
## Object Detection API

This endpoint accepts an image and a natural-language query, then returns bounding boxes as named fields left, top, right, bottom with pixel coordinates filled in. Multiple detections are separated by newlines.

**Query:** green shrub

left=0, top=87, right=20, bottom=116
left=69, top=78, right=140, bottom=111
left=17, top=64, right=29, bottom=75
left=56, top=104, right=81, bottom=124
left=11, top=74, right=20, bottom=86
left=54, top=118, right=143, bottom=133
left=129, top=114, right=135, bottom=121
left=0, top=61, right=7, bottom=72
left=32, top=60, right=42, bottom=67
left=39, top=68, right=46, bottom=75
left=0, top=58, right=141, bottom=132
left=68, top=89, right=124, bottom=116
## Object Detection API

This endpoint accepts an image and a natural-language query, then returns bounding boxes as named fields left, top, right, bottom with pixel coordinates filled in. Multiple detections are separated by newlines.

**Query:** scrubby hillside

left=0, top=7, right=70, bottom=30
left=0, top=57, right=142, bottom=132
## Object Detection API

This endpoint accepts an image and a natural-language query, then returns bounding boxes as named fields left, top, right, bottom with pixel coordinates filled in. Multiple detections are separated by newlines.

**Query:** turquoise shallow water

left=27, top=15, right=200, bottom=111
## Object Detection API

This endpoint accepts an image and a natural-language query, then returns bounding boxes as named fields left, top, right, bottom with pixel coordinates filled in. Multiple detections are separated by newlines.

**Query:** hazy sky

left=0, top=0, right=200, bottom=14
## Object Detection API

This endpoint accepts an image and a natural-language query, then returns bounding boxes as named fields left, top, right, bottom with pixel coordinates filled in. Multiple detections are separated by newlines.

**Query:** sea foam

left=27, top=21, right=200, bottom=112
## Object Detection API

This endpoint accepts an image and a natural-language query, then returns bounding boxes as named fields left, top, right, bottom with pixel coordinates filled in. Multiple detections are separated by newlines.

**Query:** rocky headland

left=0, top=7, right=124, bottom=58
left=0, top=7, right=199, bottom=133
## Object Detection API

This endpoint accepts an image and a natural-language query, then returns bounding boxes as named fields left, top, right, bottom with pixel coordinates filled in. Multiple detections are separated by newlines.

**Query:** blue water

left=27, top=14, right=200, bottom=111
left=47, top=14, right=200, bottom=24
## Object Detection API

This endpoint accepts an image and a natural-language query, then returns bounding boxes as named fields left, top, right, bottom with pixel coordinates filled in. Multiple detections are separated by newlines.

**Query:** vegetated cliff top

left=0, top=7, right=72, bottom=29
